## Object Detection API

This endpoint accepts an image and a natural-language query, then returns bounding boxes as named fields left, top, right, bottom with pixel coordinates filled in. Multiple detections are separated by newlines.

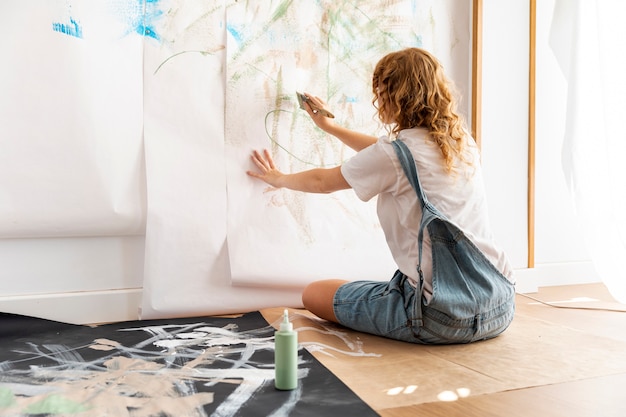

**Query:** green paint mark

left=228, top=0, right=294, bottom=62
left=263, top=109, right=342, bottom=168
left=25, top=394, right=89, bottom=415
left=271, top=67, right=285, bottom=157
left=270, top=0, right=292, bottom=22
left=154, top=50, right=214, bottom=74
left=0, top=387, right=16, bottom=408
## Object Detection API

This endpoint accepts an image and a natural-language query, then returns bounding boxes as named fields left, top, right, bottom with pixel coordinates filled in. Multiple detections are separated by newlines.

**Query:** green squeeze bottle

left=274, top=309, right=298, bottom=390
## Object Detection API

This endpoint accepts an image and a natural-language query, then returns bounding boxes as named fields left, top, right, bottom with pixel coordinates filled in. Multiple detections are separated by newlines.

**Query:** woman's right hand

left=302, top=93, right=336, bottom=133
left=301, top=92, right=377, bottom=152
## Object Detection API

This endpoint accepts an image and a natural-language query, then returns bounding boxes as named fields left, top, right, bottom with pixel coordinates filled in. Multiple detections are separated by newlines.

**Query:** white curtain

left=550, top=0, right=626, bottom=303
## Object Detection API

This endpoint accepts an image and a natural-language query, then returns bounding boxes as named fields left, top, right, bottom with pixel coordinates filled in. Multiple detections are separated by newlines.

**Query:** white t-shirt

left=341, top=127, right=514, bottom=299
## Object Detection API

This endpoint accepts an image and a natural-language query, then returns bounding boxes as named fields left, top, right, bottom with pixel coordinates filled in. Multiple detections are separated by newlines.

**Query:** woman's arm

left=322, top=124, right=378, bottom=152
left=246, top=149, right=351, bottom=193
left=302, top=93, right=377, bottom=152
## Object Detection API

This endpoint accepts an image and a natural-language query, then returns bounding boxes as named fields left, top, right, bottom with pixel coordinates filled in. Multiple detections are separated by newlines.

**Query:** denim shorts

left=333, top=270, right=515, bottom=344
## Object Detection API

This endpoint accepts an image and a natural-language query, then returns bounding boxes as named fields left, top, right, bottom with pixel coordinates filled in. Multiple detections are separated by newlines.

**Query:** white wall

left=481, top=0, right=599, bottom=291
left=0, top=237, right=144, bottom=324
left=481, top=0, right=533, bottom=291
left=533, top=0, right=599, bottom=286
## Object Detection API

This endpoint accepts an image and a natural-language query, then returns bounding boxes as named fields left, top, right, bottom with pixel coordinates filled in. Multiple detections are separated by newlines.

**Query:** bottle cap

left=280, top=309, right=293, bottom=331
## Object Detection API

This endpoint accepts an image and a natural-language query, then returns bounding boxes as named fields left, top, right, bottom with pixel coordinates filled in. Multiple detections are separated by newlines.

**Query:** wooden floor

left=378, top=283, right=626, bottom=417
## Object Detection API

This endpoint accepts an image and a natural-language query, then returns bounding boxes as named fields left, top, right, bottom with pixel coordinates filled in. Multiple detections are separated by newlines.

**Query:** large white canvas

left=225, top=0, right=471, bottom=287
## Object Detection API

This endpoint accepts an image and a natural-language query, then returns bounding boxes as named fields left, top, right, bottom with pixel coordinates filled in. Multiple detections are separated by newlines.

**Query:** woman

left=247, top=47, right=515, bottom=344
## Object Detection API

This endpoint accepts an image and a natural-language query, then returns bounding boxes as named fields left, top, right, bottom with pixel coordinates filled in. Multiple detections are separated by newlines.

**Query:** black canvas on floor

left=0, top=311, right=377, bottom=417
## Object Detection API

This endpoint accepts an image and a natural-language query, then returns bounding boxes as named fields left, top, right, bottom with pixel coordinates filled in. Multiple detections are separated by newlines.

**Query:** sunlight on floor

left=385, top=385, right=418, bottom=396
left=437, top=387, right=471, bottom=402
left=528, top=297, right=599, bottom=305
left=385, top=385, right=472, bottom=400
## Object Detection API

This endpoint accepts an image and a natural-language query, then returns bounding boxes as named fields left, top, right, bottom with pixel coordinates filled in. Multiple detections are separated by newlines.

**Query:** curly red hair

left=372, top=48, right=470, bottom=173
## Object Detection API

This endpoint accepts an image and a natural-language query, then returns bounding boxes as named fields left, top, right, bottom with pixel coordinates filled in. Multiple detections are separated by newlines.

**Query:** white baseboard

left=512, top=268, right=539, bottom=294
left=0, top=288, right=142, bottom=325
left=0, top=261, right=601, bottom=324
left=514, top=261, right=600, bottom=294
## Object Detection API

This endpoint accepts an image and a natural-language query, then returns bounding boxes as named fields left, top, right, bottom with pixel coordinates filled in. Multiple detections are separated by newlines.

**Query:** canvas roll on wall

left=0, top=1, right=146, bottom=239
left=1, top=0, right=472, bottom=320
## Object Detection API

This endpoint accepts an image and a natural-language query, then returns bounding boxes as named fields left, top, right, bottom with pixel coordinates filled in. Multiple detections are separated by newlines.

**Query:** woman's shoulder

left=397, top=127, right=430, bottom=140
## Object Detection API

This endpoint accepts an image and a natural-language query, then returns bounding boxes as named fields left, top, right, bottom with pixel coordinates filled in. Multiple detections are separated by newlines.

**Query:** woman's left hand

left=246, top=149, right=284, bottom=188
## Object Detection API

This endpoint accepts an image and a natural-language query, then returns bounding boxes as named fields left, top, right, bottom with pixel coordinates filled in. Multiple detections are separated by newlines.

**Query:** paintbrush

left=296, top=91, right=335, bottom=118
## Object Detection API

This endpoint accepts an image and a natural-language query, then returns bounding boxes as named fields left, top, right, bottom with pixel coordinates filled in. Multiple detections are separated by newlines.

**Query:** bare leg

left=302, top=279, right=348, bottom=323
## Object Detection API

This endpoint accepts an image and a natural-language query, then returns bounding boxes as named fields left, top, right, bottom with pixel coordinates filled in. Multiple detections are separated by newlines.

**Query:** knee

left=301, top=282, right=319, bottom=311
left=301, top=280, right=333, bottom=309
left=301, top=279, right=347, bottom=323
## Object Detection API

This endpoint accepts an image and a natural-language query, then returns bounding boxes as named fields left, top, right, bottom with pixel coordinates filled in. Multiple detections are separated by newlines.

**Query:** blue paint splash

left=111, top=0, right=165, bottom=41
left=135, top=0, right=163, bottom=40
left=52, top=17, right=83, bottom=39
left=227, top=24, right=243, bottom=45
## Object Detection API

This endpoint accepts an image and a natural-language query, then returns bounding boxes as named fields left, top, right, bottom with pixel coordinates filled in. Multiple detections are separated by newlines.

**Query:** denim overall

left=391, top=139, right=516, bottom=344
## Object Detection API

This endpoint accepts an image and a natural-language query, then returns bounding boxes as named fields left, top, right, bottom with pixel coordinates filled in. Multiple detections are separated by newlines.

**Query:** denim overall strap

left=392, top=139, right=516, bottom=344
left=391, top=139, right=442, bottom=284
